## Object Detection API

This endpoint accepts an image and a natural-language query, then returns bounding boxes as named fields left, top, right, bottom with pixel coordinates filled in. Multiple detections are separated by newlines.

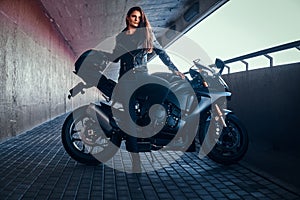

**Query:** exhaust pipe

left=86, top=103, right=113, bottom=133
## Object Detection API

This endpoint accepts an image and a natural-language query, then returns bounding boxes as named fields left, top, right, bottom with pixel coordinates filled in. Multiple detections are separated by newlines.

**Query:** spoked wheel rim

left=69, top=116, right=111, bottom=155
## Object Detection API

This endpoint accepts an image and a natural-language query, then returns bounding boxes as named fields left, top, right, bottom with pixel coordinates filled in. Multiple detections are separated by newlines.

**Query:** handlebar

left=193, top=58, right=226, bottom=76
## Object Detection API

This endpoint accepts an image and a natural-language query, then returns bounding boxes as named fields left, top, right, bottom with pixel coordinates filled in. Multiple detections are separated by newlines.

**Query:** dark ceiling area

left=40, top=0, right=228, bottom=56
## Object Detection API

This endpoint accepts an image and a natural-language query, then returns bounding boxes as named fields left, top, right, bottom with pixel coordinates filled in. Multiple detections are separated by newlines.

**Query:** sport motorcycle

left=61, top=50, right=248, bottom=165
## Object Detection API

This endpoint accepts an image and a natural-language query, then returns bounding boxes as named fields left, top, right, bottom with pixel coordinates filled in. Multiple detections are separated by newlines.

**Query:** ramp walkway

left=0, top=115, right=299, bottom=200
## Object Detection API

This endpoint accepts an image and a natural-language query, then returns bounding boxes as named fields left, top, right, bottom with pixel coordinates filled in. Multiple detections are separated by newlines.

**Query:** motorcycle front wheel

left=200, top=113, right=248, bottom=165
left=61, top=106, right=121, bottom=165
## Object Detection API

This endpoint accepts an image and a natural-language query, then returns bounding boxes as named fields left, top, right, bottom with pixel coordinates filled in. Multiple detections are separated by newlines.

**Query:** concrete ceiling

left=40, top=0, right=228, bottom=56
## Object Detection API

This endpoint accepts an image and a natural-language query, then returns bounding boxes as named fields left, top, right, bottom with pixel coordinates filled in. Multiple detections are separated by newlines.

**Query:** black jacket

left=106, top=28, right=179, bottom=79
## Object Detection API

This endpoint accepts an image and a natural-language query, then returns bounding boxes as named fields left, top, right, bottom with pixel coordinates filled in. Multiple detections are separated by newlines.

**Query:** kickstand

left=150, top=152, right=155, bottom=163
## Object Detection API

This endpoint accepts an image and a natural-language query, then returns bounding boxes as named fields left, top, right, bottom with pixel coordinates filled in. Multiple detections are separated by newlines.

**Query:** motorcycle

left=61, top=50, right=248, bottom=166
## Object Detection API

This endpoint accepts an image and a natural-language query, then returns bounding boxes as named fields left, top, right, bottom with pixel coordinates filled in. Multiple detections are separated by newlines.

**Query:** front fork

left=214, top=104, right=227, bottom=128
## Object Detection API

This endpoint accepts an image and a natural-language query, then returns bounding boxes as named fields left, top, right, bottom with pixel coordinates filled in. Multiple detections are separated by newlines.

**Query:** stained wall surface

left=0, top=0, right=101, bottom=141
left=0, top=0, right=227, bottom=141
left=223, top=62, right=300, bottom=188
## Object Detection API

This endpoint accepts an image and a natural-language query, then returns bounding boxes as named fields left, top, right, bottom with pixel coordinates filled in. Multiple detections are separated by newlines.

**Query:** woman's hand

left=174, top=70, right=185, bottom=79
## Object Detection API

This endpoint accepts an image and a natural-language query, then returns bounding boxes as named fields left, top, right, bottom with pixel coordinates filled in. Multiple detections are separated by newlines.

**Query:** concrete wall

left=223, top=63, right=300, bottom=189
left=0, top=0, right=100, bottom=141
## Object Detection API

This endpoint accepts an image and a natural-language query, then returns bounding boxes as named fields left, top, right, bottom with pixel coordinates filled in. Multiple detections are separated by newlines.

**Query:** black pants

left=126, top=135, right=138, bottom=153
left=116, top=70, right=148, bottom=153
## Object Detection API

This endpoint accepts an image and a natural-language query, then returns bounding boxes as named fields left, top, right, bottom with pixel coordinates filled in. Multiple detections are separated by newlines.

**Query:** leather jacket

left=106, top=28, right=179, bottom=79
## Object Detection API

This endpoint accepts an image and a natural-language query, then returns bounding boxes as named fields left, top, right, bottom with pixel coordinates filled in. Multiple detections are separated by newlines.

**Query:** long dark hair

left=126, top=6, right=153, bottom=52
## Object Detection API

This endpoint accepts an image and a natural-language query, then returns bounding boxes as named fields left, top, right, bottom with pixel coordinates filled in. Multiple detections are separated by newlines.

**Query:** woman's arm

left=152, top=32, right=185, bottom=79
left=152, top=33, right=178, bottom=71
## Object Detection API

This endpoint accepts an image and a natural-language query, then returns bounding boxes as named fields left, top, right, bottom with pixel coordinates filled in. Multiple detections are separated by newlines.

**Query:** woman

left=107, top=6, right=185, bottom=79
left=105, top=6, right=185, bottom=172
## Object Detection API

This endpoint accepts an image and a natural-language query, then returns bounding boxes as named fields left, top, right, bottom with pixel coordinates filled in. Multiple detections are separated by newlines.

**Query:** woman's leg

left=126, top=135, right=141, bottom=172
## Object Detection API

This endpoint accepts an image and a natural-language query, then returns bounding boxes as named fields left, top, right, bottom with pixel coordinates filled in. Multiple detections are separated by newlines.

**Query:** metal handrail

left=224, top=40, right=300, bottom=73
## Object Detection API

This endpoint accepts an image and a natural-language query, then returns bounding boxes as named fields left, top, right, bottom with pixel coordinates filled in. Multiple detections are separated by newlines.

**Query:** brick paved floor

left=0, top=114, right=299, bottom=200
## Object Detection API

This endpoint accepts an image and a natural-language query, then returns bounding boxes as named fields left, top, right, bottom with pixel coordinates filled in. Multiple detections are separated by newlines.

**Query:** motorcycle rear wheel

left=61, top=106, right=121, bottom=165
left=200, top=113, right=248, bottom=165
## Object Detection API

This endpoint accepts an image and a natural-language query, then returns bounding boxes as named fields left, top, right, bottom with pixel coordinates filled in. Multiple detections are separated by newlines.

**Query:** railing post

left=225, top=65, right=230, bottom=74
left=264, top=54, right=273, bottom=67
left=241, top=60, right=249, bottom=71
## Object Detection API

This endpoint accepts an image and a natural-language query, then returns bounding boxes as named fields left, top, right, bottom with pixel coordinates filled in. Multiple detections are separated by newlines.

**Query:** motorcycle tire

left=199, top=113, right=248, bottom=165
left=61, top=105, right=121, bottom=165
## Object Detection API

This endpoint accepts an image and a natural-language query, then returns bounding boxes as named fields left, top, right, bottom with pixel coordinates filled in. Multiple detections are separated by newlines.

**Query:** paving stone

left=0, top=114, right=299, bottom=200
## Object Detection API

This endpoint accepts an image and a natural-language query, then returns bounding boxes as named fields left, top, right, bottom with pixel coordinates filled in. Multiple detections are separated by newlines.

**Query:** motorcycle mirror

left=215, top=58, right=225, bottom=69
